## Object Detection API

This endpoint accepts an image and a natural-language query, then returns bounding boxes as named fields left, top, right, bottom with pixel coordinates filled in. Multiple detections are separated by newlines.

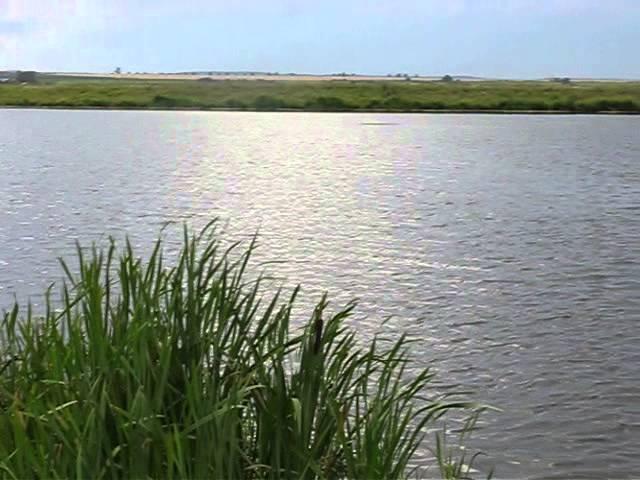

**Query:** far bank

left=1, top=77, right=640, bottom=114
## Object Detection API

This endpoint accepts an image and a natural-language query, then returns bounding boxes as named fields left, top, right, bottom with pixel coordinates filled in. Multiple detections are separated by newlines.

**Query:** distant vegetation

left=551, top=77, right=572, bottom=85
left=1, top=76, right=639, bottom=112
left=0, top=223, right=484, bottom=478
left=0, top=70, right=39, bottom=84
left=16, top=71, right=38, bottom=83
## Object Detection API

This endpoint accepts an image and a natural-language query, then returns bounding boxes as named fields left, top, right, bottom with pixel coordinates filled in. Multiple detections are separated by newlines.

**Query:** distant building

left=0, top=70, right=17, bottom=82
left=16, top=71, right=38, bottom=83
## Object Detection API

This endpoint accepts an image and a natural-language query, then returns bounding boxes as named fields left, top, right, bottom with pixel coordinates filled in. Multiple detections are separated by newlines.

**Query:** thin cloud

left=1, top=0, right=120, bottom=69
left=1, top=0, right=639, bottom=72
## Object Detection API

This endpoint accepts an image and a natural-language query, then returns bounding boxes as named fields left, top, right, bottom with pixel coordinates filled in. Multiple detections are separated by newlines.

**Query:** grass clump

left=304, top=96, right=354, bottom=111
left=253, top=95, right=288, bottom=110
left=0, top=223, right=482, bottom=479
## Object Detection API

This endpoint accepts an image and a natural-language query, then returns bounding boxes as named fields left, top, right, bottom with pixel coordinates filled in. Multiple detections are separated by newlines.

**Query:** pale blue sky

left=1, top=0, right=639, bottom=78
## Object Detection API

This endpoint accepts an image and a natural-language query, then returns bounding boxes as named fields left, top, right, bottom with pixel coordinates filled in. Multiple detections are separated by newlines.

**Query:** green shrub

left=82, top=98, right=110, bottom=107
left=0, top=223, right=483, bottom=479
left=304, top=96, right=353, bottom=111
left=383, top=96, right=419, bottom=110
left=599, top=98, right=637, bottom=111
left=417, top=101, right=447, bottom=110
left=225, top=98, right=248, bottom=109
left=152, top=95, right=194, bottom=108
left=253, top=95, right=286, bottom=109
left=113, top=100, right=143, bottom=108
left=575, top=97, right=639, bottom=112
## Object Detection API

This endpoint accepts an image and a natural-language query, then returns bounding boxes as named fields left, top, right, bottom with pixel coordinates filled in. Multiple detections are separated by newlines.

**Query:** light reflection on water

left=1, top=110, right=639, bottom=479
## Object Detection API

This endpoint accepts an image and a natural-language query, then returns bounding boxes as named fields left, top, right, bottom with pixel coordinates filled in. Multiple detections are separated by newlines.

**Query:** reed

left=0, top=222, right=484, bottom=479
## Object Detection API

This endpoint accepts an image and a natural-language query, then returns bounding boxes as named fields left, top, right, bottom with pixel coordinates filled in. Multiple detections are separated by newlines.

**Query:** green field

left=1, top=76, right=640, bottom=112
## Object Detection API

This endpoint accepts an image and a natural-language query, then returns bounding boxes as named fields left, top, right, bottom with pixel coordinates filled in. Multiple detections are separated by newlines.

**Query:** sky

left=1, top=0, right=639, bottom=78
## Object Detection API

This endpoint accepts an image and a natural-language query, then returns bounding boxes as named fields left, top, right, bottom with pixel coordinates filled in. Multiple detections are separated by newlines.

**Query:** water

left=1, top=109, right=639, bottom=478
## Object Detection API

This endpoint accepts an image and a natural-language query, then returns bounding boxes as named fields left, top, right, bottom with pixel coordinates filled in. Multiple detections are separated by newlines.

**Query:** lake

left=1, top=109, right=639, bottom=479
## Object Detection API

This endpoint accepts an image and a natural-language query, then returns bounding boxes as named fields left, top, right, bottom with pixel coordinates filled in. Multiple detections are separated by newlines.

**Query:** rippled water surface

left=1, top=110, right=639, bottom=478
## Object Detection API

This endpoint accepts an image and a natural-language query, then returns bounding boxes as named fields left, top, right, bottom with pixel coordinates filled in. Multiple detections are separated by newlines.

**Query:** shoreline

left=3, top=77, right=638, bottom=115
left=2, top=105, right=640, bottom=115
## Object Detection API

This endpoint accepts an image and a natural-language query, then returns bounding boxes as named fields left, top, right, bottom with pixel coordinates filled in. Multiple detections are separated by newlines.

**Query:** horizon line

left=2, top=69, right=639, bottom=82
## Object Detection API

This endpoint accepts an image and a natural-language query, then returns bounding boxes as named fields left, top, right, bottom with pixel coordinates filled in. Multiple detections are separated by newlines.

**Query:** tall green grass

left=0, top=223, right=484, bottom=479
